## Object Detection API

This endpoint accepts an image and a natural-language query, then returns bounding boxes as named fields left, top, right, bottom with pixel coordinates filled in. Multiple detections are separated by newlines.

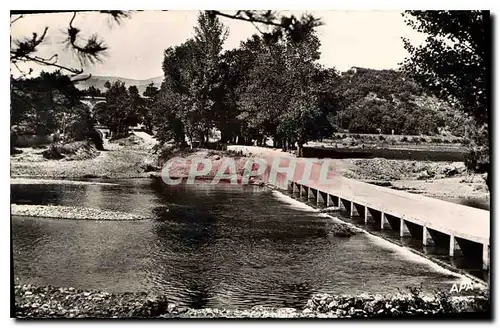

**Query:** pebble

left=11, top=204, right=148, bottom=221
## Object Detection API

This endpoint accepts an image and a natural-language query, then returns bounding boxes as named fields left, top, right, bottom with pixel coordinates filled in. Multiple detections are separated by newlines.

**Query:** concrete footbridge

left=228, top=145, right=491, bottom=271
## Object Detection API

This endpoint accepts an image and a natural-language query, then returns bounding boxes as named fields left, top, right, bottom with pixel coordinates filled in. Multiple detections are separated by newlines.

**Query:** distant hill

left=72, top=75, right=163, bottom=95
left=334, top=67, right=468, bottom=137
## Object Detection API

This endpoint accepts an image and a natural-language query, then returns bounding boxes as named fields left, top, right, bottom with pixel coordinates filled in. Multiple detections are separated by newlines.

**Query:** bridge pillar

left=380, top=213, right=387, bottom=230
left=422, top=226, right=435, bottom=246
left=367, top=208, right=383, bottom=228
left=364, top=206, right=369, bottom=224
left=292, top=182, right=299, bottom=194
left=308, top=188, right=316, bottom=200
left=483, top=244, right=490, bottom=270
left=300, top=185, right=307, bottom=197
left=400, top=218, right=411, bottom=237
left=449, top=235, right=460, bottom=257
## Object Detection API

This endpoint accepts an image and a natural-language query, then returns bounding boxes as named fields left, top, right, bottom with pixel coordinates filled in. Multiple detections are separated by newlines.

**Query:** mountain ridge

left=73, top=74, right=163, bottom=94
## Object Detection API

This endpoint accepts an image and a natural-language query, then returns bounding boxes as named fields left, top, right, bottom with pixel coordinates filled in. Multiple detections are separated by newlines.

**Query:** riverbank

left=11, top=204, right=149, bottom=221
left=14, top=283, right=489, bottom=319
left=10, top=134, right=158, bottom=179
left=11, top=137, right=489, bottom=205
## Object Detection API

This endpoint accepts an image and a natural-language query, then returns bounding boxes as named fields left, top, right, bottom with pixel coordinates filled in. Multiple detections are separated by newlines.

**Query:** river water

left=11, top=178, right=468, bottom=309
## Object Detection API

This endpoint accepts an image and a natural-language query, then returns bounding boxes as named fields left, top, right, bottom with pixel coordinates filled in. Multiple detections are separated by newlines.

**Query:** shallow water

left=12, top=179, right=465, bottom=309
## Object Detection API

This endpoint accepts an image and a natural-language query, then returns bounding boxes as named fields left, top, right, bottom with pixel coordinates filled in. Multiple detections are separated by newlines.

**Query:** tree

left=141, top=83, right=159, bottom=134
left=401, top=10, right=490, bottom=189
left=11, top=11, right=129, bottom=76
left=10, top=70, right=103, bottom=150
left=156, top=12, right=229, bottom=149
left=93, top=80, right=139, bottom=138
left=234, top=29, right=338, bottom=154
left=11, top=10, right=321, bottom=77
left=83, top=86, right=103, bottom=97
left=11, top=71, right=84, bottom=135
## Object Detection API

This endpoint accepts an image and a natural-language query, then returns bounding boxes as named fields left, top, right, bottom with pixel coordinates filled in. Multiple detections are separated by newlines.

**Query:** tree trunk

left=188, top=134, right=193, bottom=150
left=297, top=142, right=304, bottom=157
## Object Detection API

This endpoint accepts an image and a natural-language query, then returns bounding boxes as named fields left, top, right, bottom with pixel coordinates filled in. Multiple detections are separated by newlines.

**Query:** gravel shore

left=10, top=178, right=118, bottom=185
left=14, top=283, right=489, bottom=319
left=11, top=204, right=150, bottom=221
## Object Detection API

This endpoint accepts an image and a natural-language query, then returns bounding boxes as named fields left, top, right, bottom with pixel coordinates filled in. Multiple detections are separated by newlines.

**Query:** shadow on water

left=288, top=192, right=488, bottom=282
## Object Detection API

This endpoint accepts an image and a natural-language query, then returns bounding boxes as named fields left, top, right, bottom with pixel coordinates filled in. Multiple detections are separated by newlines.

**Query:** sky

left=10, top=10, right=427, bottom=80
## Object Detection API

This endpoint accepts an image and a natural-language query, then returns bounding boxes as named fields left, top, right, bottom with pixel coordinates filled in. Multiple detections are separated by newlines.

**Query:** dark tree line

left=150, top=12, right=470, bottom=156
left=91, top=81, right=158, bottom=138
left=152, top=12, right=338, bottom=156
left=10, top=71, right=97, bottom=145
left=401, top=10, right=489, bottom=189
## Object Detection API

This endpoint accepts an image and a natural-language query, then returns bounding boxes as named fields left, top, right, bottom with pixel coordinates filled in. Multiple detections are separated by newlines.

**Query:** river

left=11, top=178, right=468, bottom=309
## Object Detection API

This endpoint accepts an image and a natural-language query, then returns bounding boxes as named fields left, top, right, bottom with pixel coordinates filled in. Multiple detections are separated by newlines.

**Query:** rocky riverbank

left=14, top=283, right=489, bottom=319
left=11, top=204, right=149, bottom=221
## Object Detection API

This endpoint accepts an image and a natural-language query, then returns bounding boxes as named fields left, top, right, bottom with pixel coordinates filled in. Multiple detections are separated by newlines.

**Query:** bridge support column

left=400, top=218, right=411, bottom=237
left=364, top=206, right=369, bottom=224
left=308, top=188, right=316, bottom=200
left=449, top=235, right=459, bottom=257
left=380, top=213, right=389, bottom=230
left=422, top=226, right=435, bottom=246
left=483, top=244, right=489, bottom=270
left=292, top=182, right=299, bottom=194
left=367, top=208, right=391, bottom=230
left=300, top=185, right=307, bottom=197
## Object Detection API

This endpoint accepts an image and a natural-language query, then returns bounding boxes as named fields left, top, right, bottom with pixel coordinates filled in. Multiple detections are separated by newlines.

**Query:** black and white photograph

left=9, top=8, right=491, bottom=320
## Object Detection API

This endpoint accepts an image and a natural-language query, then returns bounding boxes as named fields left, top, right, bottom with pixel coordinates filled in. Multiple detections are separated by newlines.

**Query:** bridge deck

left=304, top=175, right=490, bottom=246
left=228, top=146, right=490, bottom=247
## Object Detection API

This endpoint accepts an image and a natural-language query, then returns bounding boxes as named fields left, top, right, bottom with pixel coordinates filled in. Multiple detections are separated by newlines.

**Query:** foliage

left=155, top=12, right=229, bottom=148
left=141, top=83, right=159, bottom=134
left=401, top=10, right=489, bottom=188
left=93, top=80, right=140, bottom=138
left=82, top=86, right=103, bottom=97
left=10, top=11, right=129, bottom=75
left=11, top=10, right=320, bottom=77
left=11, top=71, right=87, bottom=135
left=401, top=10, right=488, bottom=125
left=333, top=67, right=469, bottom=136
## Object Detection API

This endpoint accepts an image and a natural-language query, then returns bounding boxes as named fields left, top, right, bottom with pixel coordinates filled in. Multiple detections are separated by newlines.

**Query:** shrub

left=401, top=136, right=409, bottom=142
left=420, top=137, right=427, bottom=142
left=379, top=135, right=386, bottom=141
left=86, top=129, right=104, bottom=150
